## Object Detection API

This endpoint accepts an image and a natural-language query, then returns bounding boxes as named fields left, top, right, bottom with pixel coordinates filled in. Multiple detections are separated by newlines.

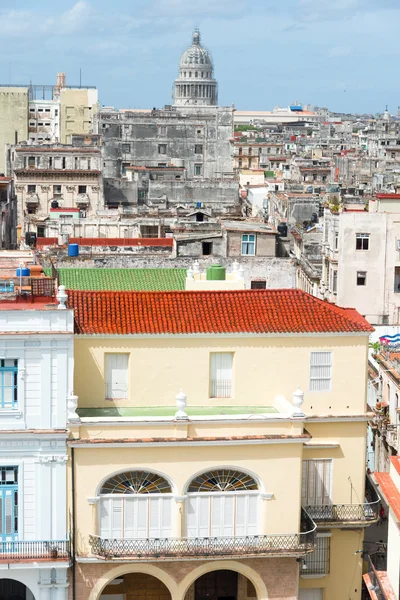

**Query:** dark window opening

left=357, top=271, right=367, bottom=286
left=251, top=280, right=266, bottom=289
left=202, top=242, right=212, bottom=255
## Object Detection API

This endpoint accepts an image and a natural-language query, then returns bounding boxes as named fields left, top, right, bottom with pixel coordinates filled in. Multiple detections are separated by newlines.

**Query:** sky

left=0, top=0, right=399, bottom=114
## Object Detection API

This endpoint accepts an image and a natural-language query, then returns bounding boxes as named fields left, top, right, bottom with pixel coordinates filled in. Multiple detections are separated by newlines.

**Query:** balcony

left=303, top=497, right=379, bottom=528
left=0, top=540, right=70, bottom=562
left=25, top=193, right=39, bottom=205
left=89, top=509, right=316, bottom=560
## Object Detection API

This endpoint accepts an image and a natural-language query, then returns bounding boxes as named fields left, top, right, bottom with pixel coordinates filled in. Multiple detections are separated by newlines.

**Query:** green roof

left=77, top=406, right=278, bottom=418
left=46, top=268, right=187, bottom=291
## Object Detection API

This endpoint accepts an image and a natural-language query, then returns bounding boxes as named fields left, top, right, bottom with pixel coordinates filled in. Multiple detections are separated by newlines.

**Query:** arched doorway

left=100, top=573, right=171, bottom=600
left=185, top=570, right=257, bottom=600
left=0, top=580, right=35, bottom=600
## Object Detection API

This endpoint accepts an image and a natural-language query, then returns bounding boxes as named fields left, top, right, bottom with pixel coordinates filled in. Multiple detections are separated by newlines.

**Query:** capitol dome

left=179, top=30, right=212, bottom=67
left=173, top=29, right=218, bottom=107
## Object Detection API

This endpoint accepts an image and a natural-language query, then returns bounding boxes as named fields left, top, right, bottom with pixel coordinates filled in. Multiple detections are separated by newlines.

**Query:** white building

left=0, top=291, right=73, bottom=600
left=321, top=194, right=400, bottom=325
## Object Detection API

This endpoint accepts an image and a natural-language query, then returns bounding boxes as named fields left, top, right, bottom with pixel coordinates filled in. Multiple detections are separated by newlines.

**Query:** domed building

left=173, top=29, right=218, bottom=107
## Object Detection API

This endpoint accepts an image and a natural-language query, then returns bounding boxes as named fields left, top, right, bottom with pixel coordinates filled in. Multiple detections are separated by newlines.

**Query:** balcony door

left=302, top=459, right=332, bottom=506
left=0, top=467, right=18, bottom=542
left=99, top=470, right=172, bottom=540
left=186, top=469, right=259, bottom=538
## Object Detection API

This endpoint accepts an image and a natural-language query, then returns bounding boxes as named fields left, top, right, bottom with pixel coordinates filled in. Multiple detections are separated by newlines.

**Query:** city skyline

left=0, top=0, right=399, bottom=114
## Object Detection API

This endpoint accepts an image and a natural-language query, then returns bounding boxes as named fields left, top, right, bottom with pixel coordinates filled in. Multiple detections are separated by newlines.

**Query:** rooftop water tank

left=16, top=268, right=30, bottom=277
left=68, top=243, right=79, bottom=257
left=206, top=265, right=226, bottom=281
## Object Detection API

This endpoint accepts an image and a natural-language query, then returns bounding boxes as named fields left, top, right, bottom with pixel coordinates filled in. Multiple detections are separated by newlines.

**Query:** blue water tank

left=16, top=268, right=30, bottom=277
left=68, top=243, right=79, bottom=257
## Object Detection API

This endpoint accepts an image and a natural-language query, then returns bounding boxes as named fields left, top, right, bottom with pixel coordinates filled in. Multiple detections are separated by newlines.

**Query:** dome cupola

left=173, top=29, right=218, bottom=107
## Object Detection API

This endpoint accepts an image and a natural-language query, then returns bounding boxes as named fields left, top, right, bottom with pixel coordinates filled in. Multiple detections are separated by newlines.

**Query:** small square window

left=194, top=164, right=202, bottom=176
left=356, top=233, right=369, bottom=250
left=44, top=122, right=51, bottom=127
left=45, top=108, right=51, bottom=112
left=357, top=271, right=367, bottom=286
left=27, top=185, right=36, bottom=194
left=122, top=143, right=131, bottom=153
left=38, top=108, right=44, bottom=112
left=28, top=157, right=35, bottom=167
left=158, top=144, right=167, bottom=154
left=78, top=185, right=87, bottom=194
left=241, top=234, right=256, bottom=256
left=29, top=107, right=35, bottom=112
left=195, top=144, right=203, bottom=154
left=53, top=185, right=62, bottom=197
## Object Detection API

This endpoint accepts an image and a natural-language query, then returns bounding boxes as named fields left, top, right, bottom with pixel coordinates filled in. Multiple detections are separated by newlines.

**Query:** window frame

left=194, top=163, right=203, bottom=176
left=356, top=271, right=367, bottom=286
left=0, top=360, right=18, bottom=410
left=241, top=233, right=256, bottom=256
left=194, top=144, right=203, bottom=154
left=355, top=233, right=370, bottom=251
left=309, top=351, right=332, bottom=392
left=158, top=144, right=167, bottom=155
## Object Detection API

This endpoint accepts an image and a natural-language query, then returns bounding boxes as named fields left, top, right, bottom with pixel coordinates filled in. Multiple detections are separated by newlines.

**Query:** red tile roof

left=374, top=472, right=400, bottom=522
left=66, top=289, right=374, bottom=335
left=391, top=457, right=400, bottom=476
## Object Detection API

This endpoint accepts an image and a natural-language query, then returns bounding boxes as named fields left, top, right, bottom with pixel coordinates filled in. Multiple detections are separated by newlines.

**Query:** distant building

left=0, top=87, right=28, bottom=173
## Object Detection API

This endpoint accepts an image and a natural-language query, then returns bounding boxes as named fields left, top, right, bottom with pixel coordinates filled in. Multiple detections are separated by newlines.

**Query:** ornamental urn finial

left=175, top=389, right=188, bottom=421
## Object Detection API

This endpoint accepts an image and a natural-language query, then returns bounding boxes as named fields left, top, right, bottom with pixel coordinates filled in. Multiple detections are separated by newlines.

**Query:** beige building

left=60, top=87, right=99, bottom=144
left=7, top=144, right=103, bottom=238
left=0, top=87, right=28, bottom=173
left=66, top=287, right=377, bottom=600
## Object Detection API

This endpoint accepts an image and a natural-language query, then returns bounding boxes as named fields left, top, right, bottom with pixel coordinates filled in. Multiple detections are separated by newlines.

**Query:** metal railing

left=364, top=554, right=391, bottom=600
left=303, top=497, right=379, bottom=524
left=0, top=540, right=69, bottom=560
left=303, top=536, right=330, bottom=575
left=89, top=509, right=316, bottom=560
left=209, top=379, right=232, bottom=398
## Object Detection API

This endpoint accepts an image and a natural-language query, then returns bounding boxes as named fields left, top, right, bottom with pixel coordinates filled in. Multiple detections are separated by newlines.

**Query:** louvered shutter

left=100, top=498, right=111, bottom=538
left=211, top=496, right=222, bottom=536
left=186, top=496, right=210, bottom=538
left=301, top=460, right=309, bottom=504
left=246, top=495, right=258, bottom=535
left=111, top=498, right=123, bottom=539
left=161, top=497, right=172, bottom=537
left=105, top=354, right=128, bottom=399
left=309, top=352, right=332, bottom=392
left=149, top=497, right=161, bottom=538
left=124, top=497, right=135, bottom=538
left=5, top=493, right=12, bottom=535
left=302, top=460, right=332, bottom=505
left=136, top=497, right=148, bottom=538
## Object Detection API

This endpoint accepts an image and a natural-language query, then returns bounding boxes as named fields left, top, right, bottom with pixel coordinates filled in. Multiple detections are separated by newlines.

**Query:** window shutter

left=99, top=498, right=111, bottom=538
left=136, top=497, right=148, bottom=538
left=302, top=460, right=332, bottom=505
left=235, top=495, right=246, bottom=536
left=211, top=496, right=222, bottom=536
left=246, top=495, right=258, bottom=535
left=124, top=497, right=135, bottom=538
left=148, top=497, right=160, bottom=538
left=309, top=352, right=332, bottom=392
left=161, top=497, right=172, bottom=537
left=186, top=496, right=198, bottom=538
left=111, top=498, right=123, bottom=539
left=5, top=494, right=12, bottom=535
left=222, top=495, right=235, bottom=537
left=105, top=354, right=128, bottom=399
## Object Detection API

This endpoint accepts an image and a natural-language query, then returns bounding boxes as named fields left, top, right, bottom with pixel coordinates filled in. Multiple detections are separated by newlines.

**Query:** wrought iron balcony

left=89, top=509, right=316, bottom=560
left=0, top=540, right=70, bottom=562
left=303, top=498, right=379, bottom=527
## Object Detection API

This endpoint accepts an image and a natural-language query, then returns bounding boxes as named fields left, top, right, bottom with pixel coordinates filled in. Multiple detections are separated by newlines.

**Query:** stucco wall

left=0, top=88, right=28, bottom=173
left=74, top=335, right=368, bottom=415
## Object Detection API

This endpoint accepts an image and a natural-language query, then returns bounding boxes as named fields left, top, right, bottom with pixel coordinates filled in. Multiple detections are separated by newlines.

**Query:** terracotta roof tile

left=66, top=289, right=374, bottom=336
left=374, top=472, right=400, bottom=522
left=69, top=433, right=312, bottom=445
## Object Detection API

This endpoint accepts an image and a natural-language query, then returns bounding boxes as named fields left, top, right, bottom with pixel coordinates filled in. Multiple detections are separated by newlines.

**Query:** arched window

left=186, top=469, right=259, bottom=538
left=99, top=470, right=173, bottom=540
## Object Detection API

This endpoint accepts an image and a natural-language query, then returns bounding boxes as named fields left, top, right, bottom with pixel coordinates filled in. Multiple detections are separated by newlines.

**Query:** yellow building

left=60, top=87, right=99, bottom=144
left=67, top=288, right=378, bottom=600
